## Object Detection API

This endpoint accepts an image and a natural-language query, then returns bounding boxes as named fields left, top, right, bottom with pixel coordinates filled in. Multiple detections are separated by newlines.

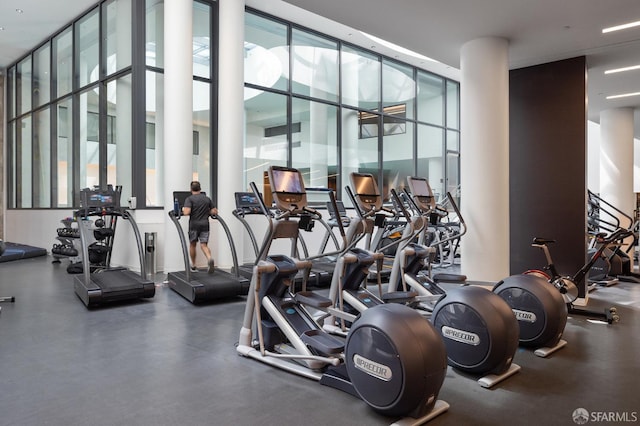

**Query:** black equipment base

left=167, top=270, right=249, bottom=303
left=74, top=269, right=155, bottom=308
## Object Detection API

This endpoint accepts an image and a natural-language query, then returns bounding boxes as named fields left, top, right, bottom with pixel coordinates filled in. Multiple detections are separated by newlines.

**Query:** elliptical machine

left=237, top=166, right=450, bottom=424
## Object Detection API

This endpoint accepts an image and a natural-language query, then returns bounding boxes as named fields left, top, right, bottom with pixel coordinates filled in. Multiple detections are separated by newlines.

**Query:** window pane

left=8, top=66, right=16, bottom=119
left=18, top=57, right=32, bottom=115
left=56, top=97, right=74, bottom=207
left=34, top=108, right=52, bottom=208
left=244, top=13, right=288, bottom=92
left=244, top=90, right=288, bottom=195
left=193, top=80, right=210, bottom=191
left=18, top=115, right=33, bottom=208
left=446, top=152, right=460, bottom=201
left=291, top=98, right=338, bottom=191
left=417, top=71, right=444, bottom=125
left=8, top=121, right=16, bottom=207
left=77, top=8, right=100, bottom=87
left=105, top=0, right=132, bottom=76
left=145, top=0, right=164, bottom=68
left=107, top=74, right=133, bottom=202
left=34, top=44, right=51, bottom=108
left=193, top=2, right=211, bottom=79
left=341, top=46, right=380, bottom=111
left=146, top=71, right=163, bottom=207
left=292, top=29, right=339, bottom=103
left=54, top=26, right=73, bottom=98
left=383, top=59, right=414, bottom=120
left=382, top=120, right=413, bottom=201
left=79, top=88, right=100, bottom=188
left=447, top=130, right=459, bottom=152
left=341, top=107, right=379, bottom=205
left=417, top=124, right=444, bottom=199
left=446, top=80, right=459, bottom=130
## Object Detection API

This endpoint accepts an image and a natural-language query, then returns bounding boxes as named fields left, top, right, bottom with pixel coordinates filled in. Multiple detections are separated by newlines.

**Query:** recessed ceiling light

left=602, top=20, right=640, bottom=33
left=0, top=27, right=4, bottom=31
left=604, top=64, right=640, bottom=74
left=606, top=92, right=640, bottom=100
left=15, top=8, right=23, bottom=13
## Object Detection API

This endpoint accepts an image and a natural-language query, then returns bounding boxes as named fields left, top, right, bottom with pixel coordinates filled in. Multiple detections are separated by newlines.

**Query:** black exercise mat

left=0, top=242, right=48, bottom=263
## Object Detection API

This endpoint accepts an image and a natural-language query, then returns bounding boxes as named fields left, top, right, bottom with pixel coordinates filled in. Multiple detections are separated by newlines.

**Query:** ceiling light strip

left=605, top=65, right=640, bottom=74
left=602, top=21, right=640, bottom=33
left=606, top=92, right=640, bottom=100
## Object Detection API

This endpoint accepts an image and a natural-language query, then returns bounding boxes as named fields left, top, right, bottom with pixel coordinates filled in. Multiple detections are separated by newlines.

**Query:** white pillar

left=460, top=37, right=510, bottom=281
left=163, top=0, right=193, bottom=272
left=600, top=108, right=635, bottom=265
left=217, top=0, right=246, bottom=268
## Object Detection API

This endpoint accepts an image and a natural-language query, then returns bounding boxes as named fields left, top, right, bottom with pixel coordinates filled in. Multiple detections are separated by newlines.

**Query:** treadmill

left=74, top=185, right=155, bottom=308
left=167, top=191, right=249, bottom=303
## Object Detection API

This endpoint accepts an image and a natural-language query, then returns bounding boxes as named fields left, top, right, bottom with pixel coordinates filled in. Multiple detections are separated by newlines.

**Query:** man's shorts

left=189, top=229, right=210, bottom=243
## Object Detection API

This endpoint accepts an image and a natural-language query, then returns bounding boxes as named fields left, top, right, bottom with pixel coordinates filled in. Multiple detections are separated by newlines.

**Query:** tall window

left=244, top=10, right=460, bottom=205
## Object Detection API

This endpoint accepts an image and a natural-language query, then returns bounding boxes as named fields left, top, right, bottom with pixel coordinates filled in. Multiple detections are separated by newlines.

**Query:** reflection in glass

left=245, top=12, right=288, bottom=92
left=417, top=124, right=444, bottom=199
left=34, top=108, right=52, bottom=208
left=291, top=98, right=338, bottom=190
left=107, top=74, right=133, bottom=202
left=105, top=0, right=132, bottom=76
left=34, top=45, right=51, bottom=108
left=341, top=107, right=379, bottom=205
left=54, top=27, right=73, bottom=98
left=79, top=88, right=100, bottom=189
left=146, top=71, right=163, bottom=207
left=56, top=97, right=74, bottom=207
left=447, top=80, right=460, bottom=130
left=341, top=46, right=380, bottom=111
left=18, top=115, right=33, bottom=208
left=244, top=90, right=288, bottom=194
left=383, top=120, right=413, bottom=200
left=417, top=71, right=444, bottom=125
left=193, top=2, right=211, bottom=79
left=8, top=66, right=16, bottom=119
left=193, top=80, right=211, bottom=191
left=77, top=8, right=100, bottom=88
left=145, top=0, right=164, bottom=68
left=18, top=57, right=32, bottom=115
left=383, top=59, right=414, bottom=120
left=292, top=29, right=339, bottom=102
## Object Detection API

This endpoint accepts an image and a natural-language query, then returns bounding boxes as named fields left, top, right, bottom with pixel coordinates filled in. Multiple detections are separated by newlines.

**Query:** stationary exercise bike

left=520, top=229, right=630, bottom=324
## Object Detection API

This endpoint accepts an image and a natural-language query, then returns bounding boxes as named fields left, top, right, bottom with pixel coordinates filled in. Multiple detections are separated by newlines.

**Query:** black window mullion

left=131, top=0, right=146, bottom=207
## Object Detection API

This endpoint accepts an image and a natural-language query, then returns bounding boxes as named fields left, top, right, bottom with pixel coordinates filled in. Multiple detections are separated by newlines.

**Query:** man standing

left=182, top=181, right=218, bottom=273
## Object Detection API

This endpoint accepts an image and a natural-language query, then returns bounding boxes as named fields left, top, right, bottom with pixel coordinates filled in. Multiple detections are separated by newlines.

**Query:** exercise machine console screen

left=407, top=176, right=436, bottom=212
left=269, top=166, right=307, bottom=209
left=80, top=185, right=121, bottom=213
left=350, top=172, right=381, bottom=209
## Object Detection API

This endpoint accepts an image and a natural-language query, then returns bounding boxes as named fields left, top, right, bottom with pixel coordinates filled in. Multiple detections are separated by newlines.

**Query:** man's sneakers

left=207, top=258, right=215, bottom=274
left=190, top=265, right=197, bottom=272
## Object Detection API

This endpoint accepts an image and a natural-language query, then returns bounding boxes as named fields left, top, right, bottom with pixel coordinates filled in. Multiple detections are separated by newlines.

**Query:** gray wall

left=509, top=57, right=587, bottom=295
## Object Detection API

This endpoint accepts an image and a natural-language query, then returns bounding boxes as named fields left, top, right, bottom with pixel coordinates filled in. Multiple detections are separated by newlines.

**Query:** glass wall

left=244, top=10, right=460, bottom=205
left=5, top=3, right=457, bottom=211
left=6, top=0, right=219, bottom=209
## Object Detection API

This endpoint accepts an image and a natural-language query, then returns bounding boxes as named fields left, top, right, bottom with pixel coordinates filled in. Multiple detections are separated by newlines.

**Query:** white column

left=460, top=37, right=510, bottom=281
left=163, top=0, right=193, bottom=272
left=217, top=0, right=246, bottom=268
left=600, top=108, right=635, bottom=265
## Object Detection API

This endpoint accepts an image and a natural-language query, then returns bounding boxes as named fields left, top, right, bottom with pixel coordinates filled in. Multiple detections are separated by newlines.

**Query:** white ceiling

left=2, top=0, right=639, bottom=136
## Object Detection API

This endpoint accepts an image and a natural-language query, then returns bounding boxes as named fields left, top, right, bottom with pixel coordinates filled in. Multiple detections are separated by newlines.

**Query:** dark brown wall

left=509, top=57, right=587, bottom=294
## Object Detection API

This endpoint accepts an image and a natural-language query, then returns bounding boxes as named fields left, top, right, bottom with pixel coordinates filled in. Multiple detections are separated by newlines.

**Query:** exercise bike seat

left=532, top=237, right=555, bottom=245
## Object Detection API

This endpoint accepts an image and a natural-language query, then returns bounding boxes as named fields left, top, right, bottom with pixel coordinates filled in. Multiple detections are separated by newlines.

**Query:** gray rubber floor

left=0, top=255, right=639, bottom=426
